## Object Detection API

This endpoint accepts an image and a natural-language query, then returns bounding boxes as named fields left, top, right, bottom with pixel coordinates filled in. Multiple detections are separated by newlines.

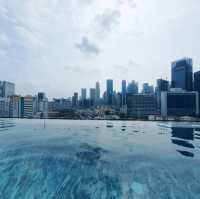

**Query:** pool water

left=0, top=119, right=200, bottom=199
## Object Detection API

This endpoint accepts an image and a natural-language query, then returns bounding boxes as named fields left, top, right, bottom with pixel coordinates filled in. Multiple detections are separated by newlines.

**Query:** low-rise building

left=161, top=90, right=199, bottom=117
left=127, top=94, right=157, bottom=118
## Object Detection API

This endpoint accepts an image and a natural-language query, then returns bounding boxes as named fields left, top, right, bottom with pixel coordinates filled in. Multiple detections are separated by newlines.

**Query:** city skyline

left=1, top=0, right=200, bottom=98
left=1, top=57, right=200, bottom=119
left=0, top=56, right=199, bottom=100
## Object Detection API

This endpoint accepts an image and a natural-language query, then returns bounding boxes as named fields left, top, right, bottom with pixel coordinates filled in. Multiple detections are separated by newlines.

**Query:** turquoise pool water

left=0, top=119, right=200, bottom=198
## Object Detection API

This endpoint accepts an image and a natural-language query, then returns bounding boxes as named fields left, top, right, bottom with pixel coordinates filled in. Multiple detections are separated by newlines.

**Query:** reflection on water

left=0, top=119, right=16, bottom=132
left=0, top=119, right=200, bottom=198
left=170, top=127, right=200, bottom=158
left=171, top=127, right=194, bottom=140
left=172, top=139, right=194, bottom=149
left=177, top=150, right=194, bottom=158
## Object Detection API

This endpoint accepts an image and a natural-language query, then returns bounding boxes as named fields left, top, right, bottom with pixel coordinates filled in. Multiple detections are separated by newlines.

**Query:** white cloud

left=0, top=0, right=200, bottom=98
left=75, top=37, right=100, bottom=56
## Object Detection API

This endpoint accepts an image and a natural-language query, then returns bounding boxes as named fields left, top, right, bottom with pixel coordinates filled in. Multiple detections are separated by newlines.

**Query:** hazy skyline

left=0, top=0, right=200, bottom=98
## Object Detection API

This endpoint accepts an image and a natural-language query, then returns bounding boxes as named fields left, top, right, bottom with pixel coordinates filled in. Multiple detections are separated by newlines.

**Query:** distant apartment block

left=21, top=96, right=37, bottom=118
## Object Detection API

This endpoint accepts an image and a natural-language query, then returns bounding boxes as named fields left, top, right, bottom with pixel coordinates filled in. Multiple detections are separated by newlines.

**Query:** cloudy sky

left=0, top=0, right=200, bottom=98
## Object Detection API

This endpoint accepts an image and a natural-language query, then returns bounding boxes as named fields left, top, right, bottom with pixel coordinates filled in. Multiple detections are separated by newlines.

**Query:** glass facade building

left=171, top=58, right=193, bottom=91
left=81, top=88, right=87, bottom=101
left=95, top=82, right=100, bottom=105
left=156, top=79, right=169, bottom=110
left=121, top=80, right=126, bottom=106
left=126, top=94, right=157, bottom=118
left=161, top=91, right=199, bottom=117
left=106, top=79, right=113, bottom=105
left=90, top=88, right=96, bottom=106
left=127, top=80, right=138, bottom=94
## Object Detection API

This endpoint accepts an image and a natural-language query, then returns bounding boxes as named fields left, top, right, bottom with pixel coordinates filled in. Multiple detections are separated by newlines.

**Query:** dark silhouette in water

left=171, top=139, right=194, bottom=149
left=176, top=150, right=194, bottom=158
left=171, top=127, right=194, bottom=140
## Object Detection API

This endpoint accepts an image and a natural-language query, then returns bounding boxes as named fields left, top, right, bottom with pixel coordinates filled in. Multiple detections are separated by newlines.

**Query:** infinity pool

left=0, top=119, right=200, bottom=198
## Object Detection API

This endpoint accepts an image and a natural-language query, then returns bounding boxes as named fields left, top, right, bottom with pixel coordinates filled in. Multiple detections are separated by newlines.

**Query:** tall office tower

left=95, top=82, right=100, bottom=104
left=171, top=58, right=193, bottom=91
left=90, top=88, right=96, bottom=106
left=121, top=80, right=127, bottom=106
left=127, top=80, right=138, bottom=94
left=38, top=92, right=46, bottom=102
left=156, top=79, right=169, bottom=111
left=142, top=83, right=154, bottom=95
left=106, top=79, right=113, bottom=105
left=72, top=92, right=79, bottom=107
left=37, top=92, right=48, bottom=118
left=0, top=81, right=15, bottom=98
left=156, top=79, right=169, bottom=92
left=194, top=71, right=200, bottom=109
left=81, top=88, right=87, bottom=101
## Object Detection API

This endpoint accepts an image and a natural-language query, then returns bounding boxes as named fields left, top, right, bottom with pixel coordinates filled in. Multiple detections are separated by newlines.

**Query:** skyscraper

left=90, top=88, right=96, bottom=106
left=156, top=79, right=169, bottom=111
left=121, top=80, right=126, bottom=106
left=127, top=81, right=138, bottom=94
left=171, top=58, right=193, bottom=91
left=38, top=92, right=46, bottom=102
left=156, top=79, right=169, bottom=92
left=72, top=93, right=78, bottom=107
left=142, top=83, right=154, bottom=95
left=37, top=92, right=48, bottom=118
left=0, top=81, right=15, bottom=98
left=95, top=82, right=100, bottom=104
left=81, top=88, right=87, bottom=101
left=106, top=79, right=113, bottom=105
left=194, top=71, right=200, bottom=108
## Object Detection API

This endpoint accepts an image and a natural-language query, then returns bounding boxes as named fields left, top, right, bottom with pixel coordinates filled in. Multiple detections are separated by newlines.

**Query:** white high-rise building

left=0, top=97, right=10, bottom=117
left=9, top=95, right=21, bottom=118
left=0, top=81, right=15, bottom=98
left=95, top=82, right=100, bottom=104
left=37, top=92, right=48, bottom=118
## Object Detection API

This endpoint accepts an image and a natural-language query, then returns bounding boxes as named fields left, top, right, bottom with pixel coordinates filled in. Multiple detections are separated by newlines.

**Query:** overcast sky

left=0, top=0, right=200, bottom=99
